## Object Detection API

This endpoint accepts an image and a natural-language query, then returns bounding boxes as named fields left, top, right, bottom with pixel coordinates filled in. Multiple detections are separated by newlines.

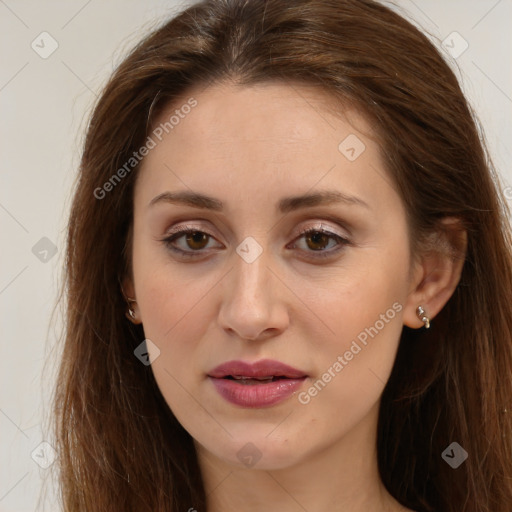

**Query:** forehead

left=155, top=80, right=370, bottom=147
left=137, top=81, right=382, bottom=191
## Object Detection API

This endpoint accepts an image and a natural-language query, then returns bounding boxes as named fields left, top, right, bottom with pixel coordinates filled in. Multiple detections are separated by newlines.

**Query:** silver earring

left=416, top=305, right=430, bottom=329
left=125, top=297, right=137, bottom=321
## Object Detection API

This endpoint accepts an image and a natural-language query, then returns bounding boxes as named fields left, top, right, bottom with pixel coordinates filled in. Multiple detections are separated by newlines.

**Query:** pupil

left=187, top=232, right=208, bottom=249
left=308, top=232, right=328, bottom=250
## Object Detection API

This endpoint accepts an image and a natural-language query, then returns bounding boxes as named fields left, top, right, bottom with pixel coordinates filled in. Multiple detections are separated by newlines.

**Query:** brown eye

left=184, top=231, right=210, bottom=250
left=161, top=225, right=350, bottom=260
left=304, top=231, right=331, bottom=251
left=290, top=227, right=350, bottom=259
left=161, top=227, right=222, bottom=257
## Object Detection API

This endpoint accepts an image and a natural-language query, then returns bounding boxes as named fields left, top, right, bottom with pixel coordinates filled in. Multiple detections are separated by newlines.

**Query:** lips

left=207, top=359, right=308, bottom=408
left=207, top=359, right=308, bottom=380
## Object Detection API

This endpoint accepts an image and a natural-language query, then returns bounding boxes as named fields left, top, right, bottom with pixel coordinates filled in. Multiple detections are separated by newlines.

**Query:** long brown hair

left=51, top=0, right=512, bottom=510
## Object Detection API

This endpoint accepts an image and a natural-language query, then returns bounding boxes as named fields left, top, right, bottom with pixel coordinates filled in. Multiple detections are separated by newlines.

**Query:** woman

left=52, top=0, right=512, bottom=510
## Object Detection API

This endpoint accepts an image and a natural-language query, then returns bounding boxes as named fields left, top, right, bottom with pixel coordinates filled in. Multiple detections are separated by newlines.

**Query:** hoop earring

left=416, top=305, right=430, bottom=329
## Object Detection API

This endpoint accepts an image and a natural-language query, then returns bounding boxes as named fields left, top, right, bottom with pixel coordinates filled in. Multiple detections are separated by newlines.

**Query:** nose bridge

left=218, top=236, right=288, bottom=340
left=231, top=239, right=272, bottom=306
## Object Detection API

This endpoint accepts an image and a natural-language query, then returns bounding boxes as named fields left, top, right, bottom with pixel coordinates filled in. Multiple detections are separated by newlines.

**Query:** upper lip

left=208, top=359, right=308, bottom=379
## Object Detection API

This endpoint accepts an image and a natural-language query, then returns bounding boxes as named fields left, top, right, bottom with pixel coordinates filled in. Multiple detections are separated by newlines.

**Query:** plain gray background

left=1, top=1, right=511, bottom=510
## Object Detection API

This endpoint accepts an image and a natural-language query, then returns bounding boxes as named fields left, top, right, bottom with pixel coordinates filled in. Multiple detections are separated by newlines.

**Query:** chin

left=207, top=433, right=308, bottom=471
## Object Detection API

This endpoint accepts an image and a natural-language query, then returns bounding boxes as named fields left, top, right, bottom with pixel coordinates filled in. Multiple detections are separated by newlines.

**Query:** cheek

left=133, top=233, right=203, bottom=331
left=137, top=273, right=212, bottom=358
left=298, top=236, right=409, bottom=402
left=302, top=235, right=409, bottom=349
left=131, top=239, right=204, bottom=364
left=136, top=267, right=213, bottom=419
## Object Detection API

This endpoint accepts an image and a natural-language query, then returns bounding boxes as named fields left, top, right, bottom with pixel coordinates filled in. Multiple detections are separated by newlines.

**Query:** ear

left=121, top=275, right=142, bottom=325
left=403, top=217, right=467, bottom=329
left=122, top=275, right=136, bottom=300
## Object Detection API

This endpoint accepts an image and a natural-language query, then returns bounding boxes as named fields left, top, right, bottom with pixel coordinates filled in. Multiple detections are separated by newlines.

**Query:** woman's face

left=127, top=81, right=420, bottom=470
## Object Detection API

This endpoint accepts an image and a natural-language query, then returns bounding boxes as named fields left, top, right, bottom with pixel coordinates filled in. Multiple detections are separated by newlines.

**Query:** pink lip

left=208, top=359, right=307, bottom=379
left=207, top=359, right=308, bottom=408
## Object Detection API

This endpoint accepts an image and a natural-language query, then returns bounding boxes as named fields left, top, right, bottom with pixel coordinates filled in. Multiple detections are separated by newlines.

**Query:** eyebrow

left=148, top=189, right=370, bottom=212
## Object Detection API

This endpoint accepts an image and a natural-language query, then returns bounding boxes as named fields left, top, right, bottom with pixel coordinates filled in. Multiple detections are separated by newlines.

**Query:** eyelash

left=160, top=224, right=351, bottom=260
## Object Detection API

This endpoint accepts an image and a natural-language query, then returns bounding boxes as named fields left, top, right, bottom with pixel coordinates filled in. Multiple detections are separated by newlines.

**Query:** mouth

left=207, top=364, right=308, bottom=408
left=208, top=358, right=308, bottom=381
left=220, top=375, right=305, bottom=385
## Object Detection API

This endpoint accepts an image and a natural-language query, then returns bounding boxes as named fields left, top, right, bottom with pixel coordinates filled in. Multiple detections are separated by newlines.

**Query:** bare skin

left=124, top=81, right=465, bottom=511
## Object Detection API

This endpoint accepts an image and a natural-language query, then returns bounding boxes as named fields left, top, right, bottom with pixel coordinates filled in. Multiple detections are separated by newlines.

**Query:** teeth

left=232, top=375, right=274, bottom=381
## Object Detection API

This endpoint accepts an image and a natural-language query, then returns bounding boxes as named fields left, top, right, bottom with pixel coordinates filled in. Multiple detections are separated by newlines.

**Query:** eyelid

left=163, top=218, right=350, bottom=240
left=159, top=220, right=352, bottom=260
left=164, top=222, right=217, bottom=238
left=295, top=221, right=349, bottom=239
left=163, top=222, right=348, bottom=243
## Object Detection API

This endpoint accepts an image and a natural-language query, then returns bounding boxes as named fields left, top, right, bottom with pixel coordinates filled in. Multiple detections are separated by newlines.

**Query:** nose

left=217, top=245, right=290, bottom=342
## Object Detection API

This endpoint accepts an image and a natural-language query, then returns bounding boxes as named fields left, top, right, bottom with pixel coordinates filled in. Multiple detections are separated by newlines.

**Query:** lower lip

left=209, top=377, right=307, bottom=408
